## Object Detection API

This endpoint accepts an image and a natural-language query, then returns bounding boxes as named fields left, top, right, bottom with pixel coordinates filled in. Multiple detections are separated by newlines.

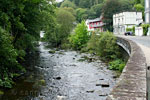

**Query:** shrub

left=69, top=21, right=89, bottom=50
left=126, top=28, right=132, bottom=32
left=126, top=27, right=135, bottom=35
left=97, top=32, right=119, bottom=60
left=86, top=32, right=99, bottom=53
left=142, top=24, right=150, bottom=36
left=109, top=59, right=125, bottom=72
left=132, top=26, right=135, bottom=36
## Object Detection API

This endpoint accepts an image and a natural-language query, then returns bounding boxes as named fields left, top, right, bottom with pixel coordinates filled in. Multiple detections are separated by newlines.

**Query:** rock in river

left=53, top=77, right=61, bottom=80
left=86, top=90, right=95, bottom=93
left=96, top=81, right=110, bottom=87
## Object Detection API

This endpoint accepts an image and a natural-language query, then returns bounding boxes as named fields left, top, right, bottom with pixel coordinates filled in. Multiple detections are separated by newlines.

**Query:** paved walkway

left=117, top=35, right=150, bottom=100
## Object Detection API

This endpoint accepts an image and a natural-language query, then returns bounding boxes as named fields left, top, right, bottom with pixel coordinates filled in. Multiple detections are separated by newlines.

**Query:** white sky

left=56, top=0, right=63, bottom=2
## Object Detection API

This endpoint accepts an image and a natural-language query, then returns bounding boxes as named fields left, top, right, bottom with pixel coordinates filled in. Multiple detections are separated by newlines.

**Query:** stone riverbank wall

left=107, top=37, right=147, bottom=100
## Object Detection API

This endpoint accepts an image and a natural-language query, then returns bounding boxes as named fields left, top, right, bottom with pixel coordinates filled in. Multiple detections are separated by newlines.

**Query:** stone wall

left=107, top=37, right=147, bottom=100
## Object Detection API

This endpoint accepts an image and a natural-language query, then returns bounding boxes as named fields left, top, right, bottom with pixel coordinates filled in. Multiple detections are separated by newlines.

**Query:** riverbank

left=1, top=42, right=118, bottom=100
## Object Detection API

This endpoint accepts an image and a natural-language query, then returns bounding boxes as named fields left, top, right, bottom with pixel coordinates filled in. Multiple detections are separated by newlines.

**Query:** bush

left=109, top=59, right=125, bottom=72
left=85, top=32, right=99, bottom=53
left=69, top=21, right=89, bottom=50
left=126, top=28, right=132, bottom=32
left=97, top=32, right=119, bottom=60
left=126, top=27, right=135, bottom=35
left=142, top=24, right=150, bottom=36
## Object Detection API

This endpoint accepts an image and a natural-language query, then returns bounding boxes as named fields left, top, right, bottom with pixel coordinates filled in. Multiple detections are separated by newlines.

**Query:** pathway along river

left=1, top=42, right=118, bottom=100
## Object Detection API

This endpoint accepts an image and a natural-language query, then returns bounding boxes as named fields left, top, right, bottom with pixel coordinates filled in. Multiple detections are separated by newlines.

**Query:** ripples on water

left=1, top=42, right=118, bottom=100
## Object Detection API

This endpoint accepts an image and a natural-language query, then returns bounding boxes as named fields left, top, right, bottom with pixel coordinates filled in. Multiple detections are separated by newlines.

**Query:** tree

left=60, top=0, right=76, bottom=8
left=0, top=0, right=57, bottom=88
left=90, top=4, right=103, bottom=18
left=76, top=8, right=88, bottom=22
left=56, top=9, right=75, bottom=44
left=119, top=0, right=133, bottom=11
left=44, top=8, right=75, bottom=46
left=134, top=4, right=144, bottom=12
left=62, top=7, right=76, bottom=16
left=69, top=21, right=89, bottom=50
left=134, top=0, right=141, bottom=4
left=0, top=27, right=24, bottom=88
left=102, top=0, right=122, bottom=31
left=79, top=0, right=92, bottom=8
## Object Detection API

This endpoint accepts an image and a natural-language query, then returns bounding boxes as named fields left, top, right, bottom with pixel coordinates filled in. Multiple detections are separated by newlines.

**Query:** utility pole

left=145, top=0, right=150, bottom=24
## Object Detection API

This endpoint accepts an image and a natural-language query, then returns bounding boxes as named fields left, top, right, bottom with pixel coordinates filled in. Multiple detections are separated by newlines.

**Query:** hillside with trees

left=56, top=0, right=144, bottom=31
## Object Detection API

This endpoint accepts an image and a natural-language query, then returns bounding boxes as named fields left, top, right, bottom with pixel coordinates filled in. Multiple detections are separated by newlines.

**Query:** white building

left=145, top=0, right=150, bottom=24
left=113, top=12, right=143, bottom=35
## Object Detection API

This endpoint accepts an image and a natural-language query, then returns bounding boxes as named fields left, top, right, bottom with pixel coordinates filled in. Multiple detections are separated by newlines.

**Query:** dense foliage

left=142, top=24, right=150, bottom=36
left=0, top=0, right=56, bottom=88
left=87, top=32, right=126, bottom=72
left=69, top=21, right=89, bottom=50
left=44, top=8, right=75, bottom=47
left=57, top=0, right=145, bottom=31
left=109, top=59, right=125, bottom=72
left=97, top=32, right=119, bottom=60
left=70, top=30, right=126, bottom=72
left=0, top=27, right=24, bottom=88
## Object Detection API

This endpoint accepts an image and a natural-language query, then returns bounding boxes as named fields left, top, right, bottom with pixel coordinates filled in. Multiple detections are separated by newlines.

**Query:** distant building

left=86, top=16, right=105, bottom=32
left=145, top=0, right=150, bottom=23
left=113, top=12, right=143, bottom=35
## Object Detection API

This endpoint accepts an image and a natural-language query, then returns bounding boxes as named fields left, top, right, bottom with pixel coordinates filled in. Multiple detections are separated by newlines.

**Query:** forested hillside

left=57, top=0, right=144, bottom=31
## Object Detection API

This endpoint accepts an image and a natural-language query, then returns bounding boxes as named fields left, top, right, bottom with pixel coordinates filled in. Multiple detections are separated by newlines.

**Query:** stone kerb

left=107, top=37, right=147, bottom=100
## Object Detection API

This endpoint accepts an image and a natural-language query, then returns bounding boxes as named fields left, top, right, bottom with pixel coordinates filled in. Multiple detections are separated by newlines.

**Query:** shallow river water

left=1, top=42, right=118, bottom=100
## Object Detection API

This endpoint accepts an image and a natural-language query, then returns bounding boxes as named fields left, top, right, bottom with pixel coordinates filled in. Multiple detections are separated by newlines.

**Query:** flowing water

left=1, top=42, right=118, bottom=100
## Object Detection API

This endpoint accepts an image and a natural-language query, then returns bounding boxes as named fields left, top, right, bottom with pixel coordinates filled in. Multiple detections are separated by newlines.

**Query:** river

left=1, top=42, right=118, bottom=100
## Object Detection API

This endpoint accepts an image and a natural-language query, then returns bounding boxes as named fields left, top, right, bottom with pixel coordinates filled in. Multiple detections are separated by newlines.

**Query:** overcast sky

left=56, top=0, right=63, bottom=2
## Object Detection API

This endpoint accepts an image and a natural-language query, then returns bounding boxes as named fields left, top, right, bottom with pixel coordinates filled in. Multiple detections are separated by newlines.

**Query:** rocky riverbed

left=1, top=42, right=118, bottom=100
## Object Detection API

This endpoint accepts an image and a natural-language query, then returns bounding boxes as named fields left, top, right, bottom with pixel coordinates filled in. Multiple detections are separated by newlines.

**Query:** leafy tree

left=102, top=0, right=122, bottom=31
left=71, top=0, right=80, bottom=6
left=0, top=27, right=24, bottom=88
left=0, top=0, right=57, bottom=88
left=76, top=8, right=88, bottom=22
left=44, top=8, right=75, bottom=46
left=60, top=0, right=76, bottom=8
left=90, top=4, right=103, bottom=18
left=134, top=4, right=144, bottom=12
left=69, top=21, right=89, bottom=50
left=119, top=0, right=133, bottom=11
left=86, top=9, right=97, bottom=19
left=134, top=0, right=141, bottom=4
left=56, top=9, right=75, bottom=45
left=62, top=7, right=76, bottom=16
left=79, top=0, right=92, bottom=8
left=102, top=0, right=133, bottom=31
